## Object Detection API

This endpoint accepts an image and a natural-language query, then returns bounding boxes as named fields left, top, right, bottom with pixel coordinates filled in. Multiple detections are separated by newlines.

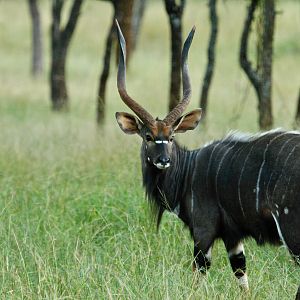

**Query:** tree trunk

left=240, top=0, right=275, bottom=130
left=258, top=0, right=275, bottom=129
left=115, top=0, right=135, bottom=65
left=164, top=0, right=185, bottom=112
left=199, top=0, right=218, bottom=122
left=51, top=49, right=68, bottom=110
left=97, top=20, right=115, bottom=124
left=96, top=0, right=135, bottom=124
left=131, top=0, right=147, bottom=50
left=50, top=0, right=84, bottom=111
left=28, top=0, right=43, bottom=77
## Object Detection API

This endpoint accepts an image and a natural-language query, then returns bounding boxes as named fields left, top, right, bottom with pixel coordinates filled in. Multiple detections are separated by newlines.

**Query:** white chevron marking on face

left=155, top=140, right=168, bottom=144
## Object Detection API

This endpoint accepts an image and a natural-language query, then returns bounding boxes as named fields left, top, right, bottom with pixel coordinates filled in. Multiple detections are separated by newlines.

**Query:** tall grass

left=0, top=0, right=299, bottom=298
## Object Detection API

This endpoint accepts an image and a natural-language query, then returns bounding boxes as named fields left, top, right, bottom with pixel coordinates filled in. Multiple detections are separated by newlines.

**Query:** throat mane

left=142, top=165, right=169, bottom=228
left=141, top=144, right=195, bottom=228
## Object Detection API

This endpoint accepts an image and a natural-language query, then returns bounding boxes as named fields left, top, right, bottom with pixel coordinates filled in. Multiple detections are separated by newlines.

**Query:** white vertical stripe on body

left=206, top=142, right=221, bottom=191
left=255, top=133, right=286, bottom=212
left=271, top=212, right=289, bottom=250
left=272, top=143, right=299, bottom=200
left=215, top=141, right=239, bottom=201
left=265, top=135, right=297, bottom=201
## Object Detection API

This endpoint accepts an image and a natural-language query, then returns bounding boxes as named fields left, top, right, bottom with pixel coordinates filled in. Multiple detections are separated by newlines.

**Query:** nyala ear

left=115, top=112, right=143, bottom=135
left=173, top=109, right=202, bottom=133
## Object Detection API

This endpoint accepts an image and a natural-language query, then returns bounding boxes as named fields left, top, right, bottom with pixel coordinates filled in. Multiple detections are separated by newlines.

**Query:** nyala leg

left=226, top=241, right=249, bottom=291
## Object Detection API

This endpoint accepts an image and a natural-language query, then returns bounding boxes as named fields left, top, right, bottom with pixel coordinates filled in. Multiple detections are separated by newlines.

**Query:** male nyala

left=114, top=20, right=300, bottom=299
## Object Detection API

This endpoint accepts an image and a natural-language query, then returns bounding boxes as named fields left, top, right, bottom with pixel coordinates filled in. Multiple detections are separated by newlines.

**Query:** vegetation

left=0, top=0, right=299, bottom=298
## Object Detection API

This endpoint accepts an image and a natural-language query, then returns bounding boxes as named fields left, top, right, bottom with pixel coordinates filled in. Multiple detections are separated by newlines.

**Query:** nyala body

left=142, top=129, right=300, bottom=290
left=114, top=20, right=300, bottom=299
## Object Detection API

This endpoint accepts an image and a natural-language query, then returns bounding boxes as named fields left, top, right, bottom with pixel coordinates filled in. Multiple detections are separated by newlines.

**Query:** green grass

left=0, top=0, right=299, bottom=298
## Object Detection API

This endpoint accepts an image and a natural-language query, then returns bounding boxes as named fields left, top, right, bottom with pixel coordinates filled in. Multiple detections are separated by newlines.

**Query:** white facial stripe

left=155, top=140, right=168, bottom=144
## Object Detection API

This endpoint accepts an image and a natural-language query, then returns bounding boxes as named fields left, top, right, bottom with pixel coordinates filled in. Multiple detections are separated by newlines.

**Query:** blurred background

left=0, top=0, right=299, bottom=298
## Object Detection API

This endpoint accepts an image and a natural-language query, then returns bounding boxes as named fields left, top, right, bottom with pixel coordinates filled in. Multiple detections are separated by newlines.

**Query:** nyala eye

left=146, top=134, right=152, bottom=142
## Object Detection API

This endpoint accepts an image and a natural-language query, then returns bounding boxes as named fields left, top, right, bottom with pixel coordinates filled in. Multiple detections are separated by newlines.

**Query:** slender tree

left=164, top=0, right=185, bottom=111
left=50, top=0, right=84, bottom=111
left=27, top=0, right=43, bottom=77
left=240, top=0, right=275, bottom=130
left=96, top=0, right=135, bottom=124
left=199, top=0, right=218, bottom=122
left=131, top=0, right=147, bottom=50
left=97, top=3, right=116, bottom=124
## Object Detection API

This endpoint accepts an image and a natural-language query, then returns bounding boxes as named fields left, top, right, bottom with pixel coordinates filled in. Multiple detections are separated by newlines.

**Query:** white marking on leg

left=227, top=243, right=248, bottom=290
left=228, top=242, right=245, bottom=257
left=256, top=133, right=286, bottom=212
left=238, top=274, right=249, bottom=291
left=271, top=212, right=289, bottom=250
left=205, top=246, right=212, bottom=261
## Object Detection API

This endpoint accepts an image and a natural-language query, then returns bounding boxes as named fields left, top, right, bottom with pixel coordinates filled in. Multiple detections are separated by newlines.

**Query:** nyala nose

left=158, top=157, right=170, bottom=165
